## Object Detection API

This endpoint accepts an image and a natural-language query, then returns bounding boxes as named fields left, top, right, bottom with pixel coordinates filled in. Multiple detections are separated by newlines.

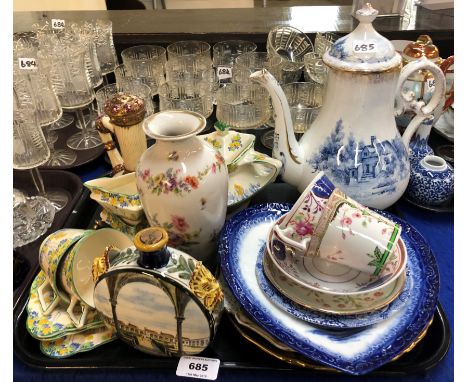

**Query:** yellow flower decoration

left=189, top=262, right=223, bottom=312
left=205, top=137, right=222, bottom=150
left=39, top=317, right=49, bottom=325
left=234, top=184, right=244, bottom=196
left=54, top=231, right=67, bottom=239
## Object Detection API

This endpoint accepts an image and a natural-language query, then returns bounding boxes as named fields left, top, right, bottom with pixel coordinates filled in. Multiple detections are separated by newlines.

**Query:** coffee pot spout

left=250, top=69, right=304, bottom=187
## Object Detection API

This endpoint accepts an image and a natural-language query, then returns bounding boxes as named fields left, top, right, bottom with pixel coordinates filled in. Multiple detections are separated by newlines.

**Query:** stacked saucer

left=262, top=172, right=408, bottom=319
left=264, top=214, right=408, bottom=317
left=26, top=228, right=133, bottom=358
left=219, top=176, right=439, bottom=375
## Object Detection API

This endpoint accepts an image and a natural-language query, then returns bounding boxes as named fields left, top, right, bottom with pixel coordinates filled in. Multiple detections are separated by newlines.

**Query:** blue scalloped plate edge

left=218, top=203, right=440, bottom=375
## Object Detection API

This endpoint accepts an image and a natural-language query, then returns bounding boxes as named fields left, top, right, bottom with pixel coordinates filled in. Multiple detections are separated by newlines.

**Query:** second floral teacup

left=273, top=172, right=401, bottom=276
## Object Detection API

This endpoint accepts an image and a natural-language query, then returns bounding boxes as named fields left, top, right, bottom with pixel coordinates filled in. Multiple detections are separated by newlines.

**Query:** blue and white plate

left=219, top=203, right=439, bottom=375
left=255, top=243, right=411, bottom=329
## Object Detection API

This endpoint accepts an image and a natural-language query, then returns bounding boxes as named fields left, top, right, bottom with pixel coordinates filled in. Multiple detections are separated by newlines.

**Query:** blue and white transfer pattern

left=219, top=203, right=439, bottom=375
left=306, top=119, right=410, bottom=201
left=409, top=118, right=435, bottom=160
left=409, top=135, right=434, bottom=160
left=406, top=158, right=454, bottom=206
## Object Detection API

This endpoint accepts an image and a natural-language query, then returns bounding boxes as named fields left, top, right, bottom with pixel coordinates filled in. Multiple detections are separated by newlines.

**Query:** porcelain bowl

left=267, top=214, right=407, bottom=297
left=84, top=173, right=144, bottom=225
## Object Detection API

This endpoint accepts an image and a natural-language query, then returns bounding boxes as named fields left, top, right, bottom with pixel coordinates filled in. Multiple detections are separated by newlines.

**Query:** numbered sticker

left=18, top=58, right=38, bottom=70
left=353, top=40, right=377, bottom=54
left=425, top=78, right=436, bottom=94
left=216, top=66, right=232, bottom=80
left=176, top=356, right=220, bottom=380
left=51, top=19, right=65, bottom=29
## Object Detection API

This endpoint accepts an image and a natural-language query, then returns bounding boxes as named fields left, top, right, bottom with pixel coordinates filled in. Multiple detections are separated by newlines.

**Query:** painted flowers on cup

left=287, top=192, right=326, bottom=241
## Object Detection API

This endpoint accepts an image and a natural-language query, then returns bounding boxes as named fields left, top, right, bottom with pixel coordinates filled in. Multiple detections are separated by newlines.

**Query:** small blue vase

left=406, top=155, right=454, bottom=206
left=409, top=116, right=434, bottom=161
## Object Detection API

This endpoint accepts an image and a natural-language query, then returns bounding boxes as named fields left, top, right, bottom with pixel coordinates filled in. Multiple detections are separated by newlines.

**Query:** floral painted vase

left=406, top=155, right=454, bottom=206
left=136, top=110, right=229, bottom=263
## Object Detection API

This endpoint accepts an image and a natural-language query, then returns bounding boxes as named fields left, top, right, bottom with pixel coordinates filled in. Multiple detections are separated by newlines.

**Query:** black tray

left=12, top=289, right=451, bottom=375
left=13, top=169, right=87, bottom=310
left=13, top=183, right=451, bottom=375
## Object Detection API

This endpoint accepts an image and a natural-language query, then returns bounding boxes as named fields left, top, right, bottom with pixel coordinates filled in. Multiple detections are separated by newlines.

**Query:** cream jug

left=251, top=3, right=446, bottom=209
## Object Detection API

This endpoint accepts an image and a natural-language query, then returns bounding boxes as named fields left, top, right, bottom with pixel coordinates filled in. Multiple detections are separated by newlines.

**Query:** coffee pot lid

left=323, top=3, right=401, bottom=72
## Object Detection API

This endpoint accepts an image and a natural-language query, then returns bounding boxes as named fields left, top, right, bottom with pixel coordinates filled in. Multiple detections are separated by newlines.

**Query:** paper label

left=176, top=356, right=220, bottom=380
left=18, top=58, right=38, bottom=70
left=353, top=40, right=377, bottom=54
left=425, top=78, right=436, bottom=94
left=216, top=66, right=232, bottom=80
left=51, top=19, right=65, bottom=29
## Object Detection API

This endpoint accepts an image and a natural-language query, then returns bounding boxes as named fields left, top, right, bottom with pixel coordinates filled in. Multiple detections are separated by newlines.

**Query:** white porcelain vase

left=136, top=110, right=228, bottom=263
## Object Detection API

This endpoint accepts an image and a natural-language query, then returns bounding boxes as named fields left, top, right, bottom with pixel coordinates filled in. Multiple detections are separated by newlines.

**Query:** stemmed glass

left=13, top=103, right=56, bottom=248
left=94, top=19, right=119, bottom=84
left=14, top=32, right=73, bottom=209
left=48, top=41, right=101, bottom=150
left=32, top=18, right=75, bottom=131
left=70, top=20, right=104, bottom=127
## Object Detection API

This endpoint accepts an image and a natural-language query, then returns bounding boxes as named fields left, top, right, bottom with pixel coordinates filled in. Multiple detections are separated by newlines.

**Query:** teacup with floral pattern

left=273, top=171, right=401, bottom=275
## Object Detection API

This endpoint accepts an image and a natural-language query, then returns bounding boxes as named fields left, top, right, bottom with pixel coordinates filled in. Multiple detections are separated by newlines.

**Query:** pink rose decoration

left=294, top=220, right=313, bottom=236
left=352, top=211, right=362, bottom=218
left=340, top=217, right=352, bottom=226
left=141, top=169, right=150, bottom=181
left=171, top=215, right=189, bottom=232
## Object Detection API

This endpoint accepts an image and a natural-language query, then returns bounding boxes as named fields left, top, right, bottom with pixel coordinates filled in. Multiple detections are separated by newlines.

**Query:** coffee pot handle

left=395, top=56, right=446, bottom=149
